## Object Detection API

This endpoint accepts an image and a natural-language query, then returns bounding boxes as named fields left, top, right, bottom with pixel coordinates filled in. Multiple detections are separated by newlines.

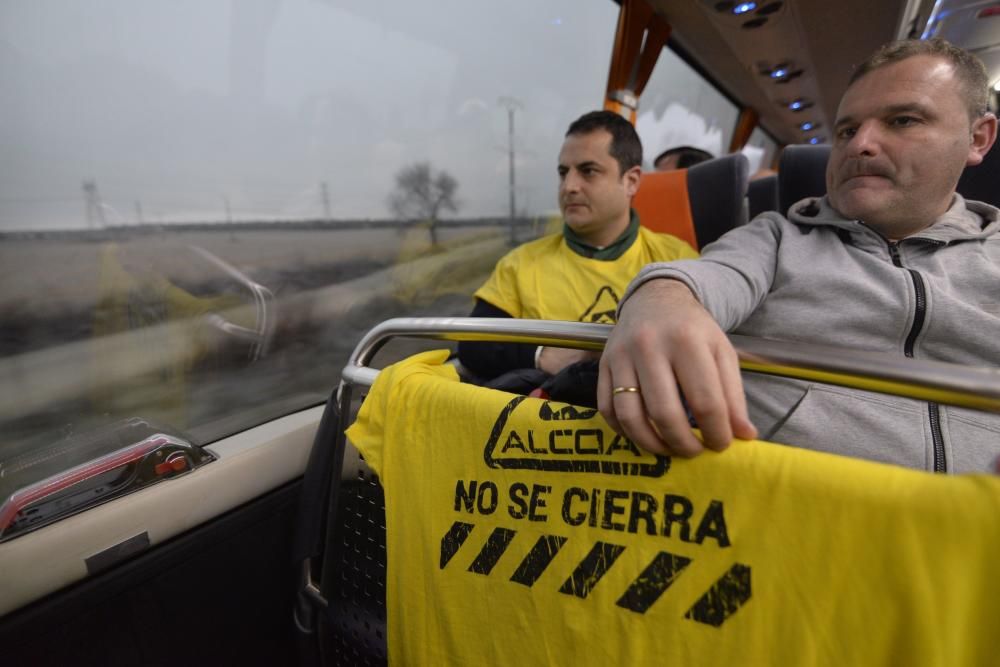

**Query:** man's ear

left=623, top=165, right=642, bottom=197
left=967, top=113, right=998, bottom=166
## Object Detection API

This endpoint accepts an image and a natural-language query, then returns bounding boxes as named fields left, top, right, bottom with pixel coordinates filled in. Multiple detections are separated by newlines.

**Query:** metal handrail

left=341, top=317, right=1000, bottom=413
left=190, top=245, right=276, bottom=360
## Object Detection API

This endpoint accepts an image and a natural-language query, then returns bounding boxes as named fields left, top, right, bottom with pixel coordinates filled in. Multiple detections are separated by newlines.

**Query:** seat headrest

left=686, top=153, right=750, bottom=247
left=957, top=144, right=1000, bottom=208
left=778, top=145, right=830, bottom=215
left=747, top=175, right=779, bottom=219
left=633, top=153, right=749, bottom=249
left=633, top=170, right=699, bottom=249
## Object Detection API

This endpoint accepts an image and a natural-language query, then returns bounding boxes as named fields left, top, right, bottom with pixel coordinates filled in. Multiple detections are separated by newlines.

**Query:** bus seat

left=747, top=174, right=779, bottom=219
left=778, top=143, right=1000, bottom=214
left=633, top=153, right=749, bottom=249
left=957, top=144, right=1000, bottom=208
left=777, top=144, right=831, bottom=215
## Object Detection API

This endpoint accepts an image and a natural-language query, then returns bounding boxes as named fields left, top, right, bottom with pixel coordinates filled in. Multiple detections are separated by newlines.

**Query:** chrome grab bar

left=190, top=245, right=276, bottom=360
left=341, top=317, right=1000, bottom=413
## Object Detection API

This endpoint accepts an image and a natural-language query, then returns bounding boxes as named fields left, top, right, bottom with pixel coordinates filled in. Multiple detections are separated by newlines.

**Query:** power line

left=321, top=182, right=331, bottom=222
left=498, top=96, right=523, bottom=245
left=82, top=180, right=105, bottom=228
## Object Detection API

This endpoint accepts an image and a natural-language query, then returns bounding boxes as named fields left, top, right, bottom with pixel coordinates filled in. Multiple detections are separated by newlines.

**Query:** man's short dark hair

left=565, top=110, right=642, bottom=174
left=850, top=38, right=989, bottom=121
left=653, top=146, right=714, bottom=169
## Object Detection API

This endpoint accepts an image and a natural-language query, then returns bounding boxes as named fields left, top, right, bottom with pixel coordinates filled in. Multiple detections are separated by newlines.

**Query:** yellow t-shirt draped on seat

left=474, top=226, right=697, bottom=323
left=347, top=350, right=1000, bottom=666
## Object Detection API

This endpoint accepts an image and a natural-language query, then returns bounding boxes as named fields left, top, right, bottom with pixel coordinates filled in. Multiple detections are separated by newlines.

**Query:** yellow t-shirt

left=474, top=226, right=697, bottom=323
left=347, top=350, right=1000, bottom=667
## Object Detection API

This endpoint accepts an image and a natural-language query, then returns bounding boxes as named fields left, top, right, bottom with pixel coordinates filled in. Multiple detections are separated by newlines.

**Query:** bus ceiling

left=605, top=0, right=999, bottom=148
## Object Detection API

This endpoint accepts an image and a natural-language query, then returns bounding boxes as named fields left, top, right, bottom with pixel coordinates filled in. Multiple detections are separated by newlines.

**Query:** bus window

left=0, top=1, right=621, bottom=483
left=742, top=126, right=779, bottom=175
left=635, top=45, right=739, bottom=168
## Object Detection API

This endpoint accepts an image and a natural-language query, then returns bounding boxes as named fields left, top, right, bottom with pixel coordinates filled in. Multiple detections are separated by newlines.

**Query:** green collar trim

left=563, top=209, right=639, bottom=260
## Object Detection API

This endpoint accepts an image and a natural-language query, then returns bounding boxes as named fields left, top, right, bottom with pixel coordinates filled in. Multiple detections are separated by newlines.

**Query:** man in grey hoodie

left=597, top=38, right=999, bottom=473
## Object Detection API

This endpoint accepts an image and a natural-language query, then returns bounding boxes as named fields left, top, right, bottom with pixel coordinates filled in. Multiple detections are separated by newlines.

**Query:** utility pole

left=498, top=96, right=522, bottom=245
left=320, top=181, right=331, bottom=223
left=82, top=180, right=106, bottom=228
left=223, top=196, right=232, bottom=223
left=134, top=201, right=144, bottom=224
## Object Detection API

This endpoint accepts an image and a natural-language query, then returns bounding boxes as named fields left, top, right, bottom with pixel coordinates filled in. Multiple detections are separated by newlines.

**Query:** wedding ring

left=612, top=386, right=641, bottom=396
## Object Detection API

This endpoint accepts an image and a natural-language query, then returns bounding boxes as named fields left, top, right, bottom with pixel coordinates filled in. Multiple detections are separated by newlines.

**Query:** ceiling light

left=733, top=2, right=757, bottom=14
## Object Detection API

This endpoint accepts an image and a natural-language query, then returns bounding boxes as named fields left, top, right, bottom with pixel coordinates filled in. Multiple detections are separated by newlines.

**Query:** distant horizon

left=0, top=212, right=556, bottom=236
left=0, top=199, right=554, bottom=233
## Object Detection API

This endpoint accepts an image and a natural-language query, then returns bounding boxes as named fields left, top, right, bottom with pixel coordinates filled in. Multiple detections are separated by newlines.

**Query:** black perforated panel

left=321, top=464, right=388, bottom=666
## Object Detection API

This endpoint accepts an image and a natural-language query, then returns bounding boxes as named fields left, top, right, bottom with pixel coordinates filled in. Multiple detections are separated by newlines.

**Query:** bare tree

left=387, top=162, right=460, bottom=245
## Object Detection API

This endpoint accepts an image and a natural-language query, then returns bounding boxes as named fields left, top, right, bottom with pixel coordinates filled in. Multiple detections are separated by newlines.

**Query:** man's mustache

left=839, top=160, right=894, bottom=181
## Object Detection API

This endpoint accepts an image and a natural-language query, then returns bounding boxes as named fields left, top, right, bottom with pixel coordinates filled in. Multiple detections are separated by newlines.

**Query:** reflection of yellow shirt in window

left=474, top=226, right=697, bottom=323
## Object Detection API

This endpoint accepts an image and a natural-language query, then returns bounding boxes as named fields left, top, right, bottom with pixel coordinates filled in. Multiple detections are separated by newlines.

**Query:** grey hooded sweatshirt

left=623, top=195, right=1000, bottom=473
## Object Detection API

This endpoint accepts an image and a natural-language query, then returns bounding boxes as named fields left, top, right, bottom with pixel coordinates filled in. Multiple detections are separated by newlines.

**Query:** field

left=0, top=218, right=549, bottom=461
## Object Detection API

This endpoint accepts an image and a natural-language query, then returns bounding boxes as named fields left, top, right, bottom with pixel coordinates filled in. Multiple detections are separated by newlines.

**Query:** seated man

left=598, top=38, right=1000, bottom=473
left=458, top=110, right=697, bottom=384
left=653, top=145, right=714, bottom=171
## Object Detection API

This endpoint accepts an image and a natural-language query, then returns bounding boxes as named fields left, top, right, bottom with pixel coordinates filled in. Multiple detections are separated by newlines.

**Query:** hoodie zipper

left=887, top=240, right=946, bottom=472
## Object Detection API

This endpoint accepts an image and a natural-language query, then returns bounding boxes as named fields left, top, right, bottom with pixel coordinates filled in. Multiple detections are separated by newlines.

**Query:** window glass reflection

left=742, top=126, right=779, bottom=176
left=0, top=0, right=619, bottom=455
left=636, top=46, right=739, bottom=168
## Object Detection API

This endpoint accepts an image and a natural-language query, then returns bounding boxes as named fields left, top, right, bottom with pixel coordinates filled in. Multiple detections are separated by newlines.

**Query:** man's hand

left=597, top=279, right=757, bottom=457
left=537, top=347, right=599, bottom=375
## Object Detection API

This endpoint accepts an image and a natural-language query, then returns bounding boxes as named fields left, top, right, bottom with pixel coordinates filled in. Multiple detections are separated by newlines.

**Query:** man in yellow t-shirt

left=458, top=110, right=697, bottom=382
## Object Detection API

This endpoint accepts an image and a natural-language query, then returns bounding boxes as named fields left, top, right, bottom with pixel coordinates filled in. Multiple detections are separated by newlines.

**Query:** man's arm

left=598, top=279, right=756, bottom=456
left=457, top=300, right=538, bottom=380
left=457, top=300, right=598, bottom=380
left=597, top=216, right=785, bottom=456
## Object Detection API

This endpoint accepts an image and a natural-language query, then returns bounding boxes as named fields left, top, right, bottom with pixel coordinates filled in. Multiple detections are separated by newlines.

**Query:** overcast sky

left=0, top=0, right=744, bottom=230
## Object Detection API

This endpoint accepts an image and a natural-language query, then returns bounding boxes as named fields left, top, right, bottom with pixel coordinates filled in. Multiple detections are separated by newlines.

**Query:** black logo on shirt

left=483, top=395, right=668, bottom=477
left=579, top=285, right=619, bottom=324
left=438, top=521, right=748, bottom=622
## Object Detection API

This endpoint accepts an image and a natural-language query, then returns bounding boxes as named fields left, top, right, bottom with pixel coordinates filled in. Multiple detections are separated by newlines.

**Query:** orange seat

left=632, top=170, right=699, bottom=249
left=633, top=154, right=749, bottom=250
